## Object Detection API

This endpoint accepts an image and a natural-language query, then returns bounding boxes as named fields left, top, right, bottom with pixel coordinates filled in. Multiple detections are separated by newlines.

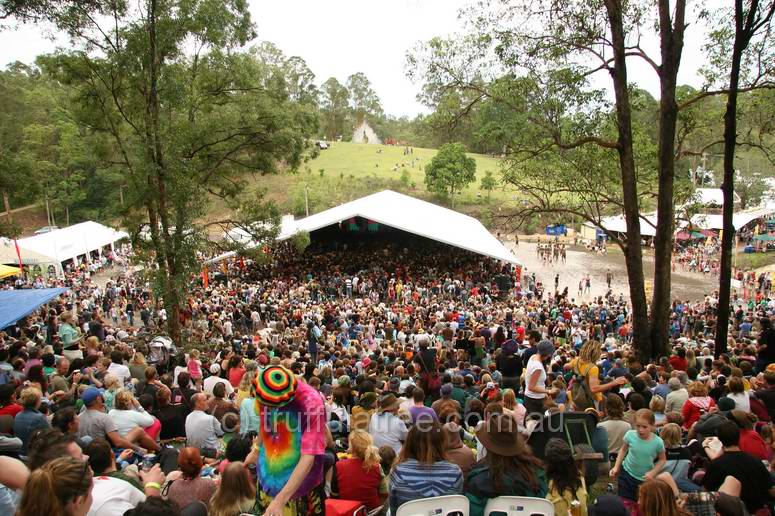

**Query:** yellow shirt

left=568, top=358, right=602, bottom=402
left=547, top=478, right=587, bottom=516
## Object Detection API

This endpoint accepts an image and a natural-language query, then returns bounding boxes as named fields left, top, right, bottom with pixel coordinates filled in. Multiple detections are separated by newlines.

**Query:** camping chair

left=526, top=411, right=604, bottom=485
left=396, top=494, right=470, bottom=516
left=483, top=496, right=555, bottom=516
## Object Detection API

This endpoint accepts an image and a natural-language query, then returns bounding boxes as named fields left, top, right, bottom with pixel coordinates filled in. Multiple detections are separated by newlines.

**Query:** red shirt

left=335, top=458, right=383, bottom=510
left=228, top=366, right=246, bottom=388
left=669, top=356, right=688, bottom=371
left=0, top=403, right=22, bottom=418
left=739, top=429, right=769, bottom=460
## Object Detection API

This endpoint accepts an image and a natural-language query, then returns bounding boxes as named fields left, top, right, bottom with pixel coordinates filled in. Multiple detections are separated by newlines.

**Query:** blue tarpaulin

left=0, top=288, right=68, bottom=329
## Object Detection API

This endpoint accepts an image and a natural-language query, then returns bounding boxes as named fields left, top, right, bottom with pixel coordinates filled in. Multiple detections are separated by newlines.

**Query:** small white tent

left=16, top=221, right=129, bottom=276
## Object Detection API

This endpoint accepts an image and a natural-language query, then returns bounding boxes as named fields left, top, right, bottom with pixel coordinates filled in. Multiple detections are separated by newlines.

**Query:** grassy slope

left=236, top=142, right=511, bottom=219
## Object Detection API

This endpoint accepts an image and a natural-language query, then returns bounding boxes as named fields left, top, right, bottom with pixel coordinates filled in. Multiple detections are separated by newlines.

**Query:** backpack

left=569, top=361, right=596, bottom=411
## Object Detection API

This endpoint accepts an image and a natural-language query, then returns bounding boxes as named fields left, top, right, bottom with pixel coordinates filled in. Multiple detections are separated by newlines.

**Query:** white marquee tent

left=223, top=190, right=519, bottom=264
left=14, top=221, right=129, bottom=276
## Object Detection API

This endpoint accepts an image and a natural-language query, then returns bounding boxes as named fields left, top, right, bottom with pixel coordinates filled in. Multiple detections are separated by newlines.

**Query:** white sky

left=0, top=0, right=710, bottom=117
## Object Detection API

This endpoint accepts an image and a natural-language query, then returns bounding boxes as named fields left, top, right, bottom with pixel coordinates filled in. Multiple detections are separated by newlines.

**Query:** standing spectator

left=757, top=317, right=775, bottom=374
left=609, top=409, right=666, bottom=502
left=388, top=421, right=463, bottom=514
left=524, top=340, right=557, bottom=419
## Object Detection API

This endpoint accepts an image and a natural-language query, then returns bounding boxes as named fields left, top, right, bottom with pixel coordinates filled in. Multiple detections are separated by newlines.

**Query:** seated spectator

left=166, top=447, right=217, bottom=509
left=207, top=382, right=238, bottom=422
left=154, top=385, right=187, bottom=441
left=85, top=438, right=166, bottom=514
left=726, top=376, right=750, bottom=413
left=659, top=423, right=697, bottom=492
left=185, top=393, right=224, bottom=457
left=728, top=410, right=769, bottom=460
left=702, top=421, right=775, bottom=514
left=0, top=384, right=22, bottom=418
left=335, top=430, right=387, bottom=511
left=501, top=388, right=526, bottom=426
left=351, top=391, right=378, bottom=431
left=389, top=420, right=462, bottom=514
left=754, top=371, right=775, bottom=420
left=13, top=387, right=49, bottom=454
left=27, top=428, right=86, bottom=471
left=681, top=381, right=716, bottom=430
left=544, top=438, right=586, bottom=516
left=203, top=364, right=233, bottom=397
left=689, top=396, right=734, bottom=441
left=208, top=461, right=255, bottom=516
left=16, top=457, right=93, bottom=516
left=51, top=406, right=79, bottom=435
left=77, top=386, right=150, bottom=452
left=369, top=394, right=408, bottom=454
left=637, top=478, right=690, bottom=516
left=598, top=394, right=630, bottom=457
left=432, top=384, right=462, bottom=420
left=649, top=395, right=666, bottom=426
left=109, top=389, right=160, bottom=444
left=623, top=393, right=645, bottom=427
left=665, top=378, right=688, bottom=415
left=408, top=387, right=437, bottom=424
left=442, top=421, right=475, bottom=476
left=466, top=414, right=546, bottom=516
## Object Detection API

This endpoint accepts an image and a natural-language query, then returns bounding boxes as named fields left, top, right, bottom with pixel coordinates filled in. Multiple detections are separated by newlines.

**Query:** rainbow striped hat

left=253, top=365, right=298, bottom=407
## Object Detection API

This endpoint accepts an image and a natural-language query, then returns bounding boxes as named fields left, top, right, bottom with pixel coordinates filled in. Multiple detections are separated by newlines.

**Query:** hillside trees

left=37, top=0, right=316, bottom=344
left=424, top=142, right=477, bottom=204
left=320, top=77, right=350, bottom=141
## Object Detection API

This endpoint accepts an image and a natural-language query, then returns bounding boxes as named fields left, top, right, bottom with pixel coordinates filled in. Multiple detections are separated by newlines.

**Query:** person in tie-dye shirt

left=251, top=365, right=326, bottom=516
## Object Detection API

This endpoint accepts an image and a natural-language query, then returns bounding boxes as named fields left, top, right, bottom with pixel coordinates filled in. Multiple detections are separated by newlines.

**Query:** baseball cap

left=82, top=386, right=103, bottom=406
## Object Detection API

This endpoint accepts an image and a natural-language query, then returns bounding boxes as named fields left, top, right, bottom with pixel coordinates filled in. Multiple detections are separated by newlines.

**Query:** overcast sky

left=0, top=0, right=710, bottom=117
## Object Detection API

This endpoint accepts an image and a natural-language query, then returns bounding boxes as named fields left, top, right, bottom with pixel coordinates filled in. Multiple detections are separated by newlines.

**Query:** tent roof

left=583, top=214, right=658, bottom=237
left=0, top=288, right=68, bottom=329
left=0, top=239, right=55, bottom=265
left=690, top=206, right=775, bottom=231
left=230, top=190, right=519, bottom=264
left=690, top=188, right=740, bottom=206
left=15, top=221, right=129, bottom=264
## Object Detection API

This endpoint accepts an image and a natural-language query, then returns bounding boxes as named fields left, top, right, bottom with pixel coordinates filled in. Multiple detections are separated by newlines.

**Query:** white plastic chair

left=396, top=494, right=470, bottom=516
left=483, top=496, right=554, bottom=516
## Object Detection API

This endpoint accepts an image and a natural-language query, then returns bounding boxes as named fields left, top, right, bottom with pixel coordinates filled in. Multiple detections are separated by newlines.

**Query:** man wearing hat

left=252, top=365, right=327, bottom=516
left=368, top=393, right=408, bottom=454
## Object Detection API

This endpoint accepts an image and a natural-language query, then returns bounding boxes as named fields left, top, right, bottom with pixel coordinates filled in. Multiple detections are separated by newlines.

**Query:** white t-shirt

left=87, top=476, right=145, bottom=516
left=524, top=356, right=547, bottom=400
left=108, top=408, right=155, bottom=436
left=107, top=363, right=132, bottom=387
left=203, top=375, right=234, bottom=397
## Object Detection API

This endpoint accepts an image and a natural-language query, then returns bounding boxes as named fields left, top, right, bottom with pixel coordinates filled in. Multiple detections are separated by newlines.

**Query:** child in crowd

left=378, top=445, right=396, bottom=476
left=610, top=408, right=666, bottom=501
left=187, top=349, right=202, bottom=389
left=649, top=395, right=666, bottom=427
left=544, top=438, right=587, bottom=516
left=659, top=423, right=698, bottom=492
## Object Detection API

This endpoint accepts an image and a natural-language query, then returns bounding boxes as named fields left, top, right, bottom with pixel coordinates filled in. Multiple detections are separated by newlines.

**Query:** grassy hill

left=240, top=142, right=511, bottom=220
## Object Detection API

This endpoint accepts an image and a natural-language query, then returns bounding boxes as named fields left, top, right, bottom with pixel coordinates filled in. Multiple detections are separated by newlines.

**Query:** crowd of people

left=0, top=232, right=774, bottom=516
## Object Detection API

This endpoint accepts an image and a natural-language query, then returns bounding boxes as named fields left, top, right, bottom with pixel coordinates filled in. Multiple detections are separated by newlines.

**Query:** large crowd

left=0, top=233, right=774, bottom=516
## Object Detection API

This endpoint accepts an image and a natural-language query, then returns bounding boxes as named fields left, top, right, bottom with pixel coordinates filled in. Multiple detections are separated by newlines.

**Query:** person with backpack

left=565, top=340, right=625, bottom=411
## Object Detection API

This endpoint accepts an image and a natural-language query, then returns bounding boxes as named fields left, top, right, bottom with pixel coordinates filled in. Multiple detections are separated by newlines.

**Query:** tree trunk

left=604, top=0, right=651, bottom=359
left=716, top=0, right=753, bottom=357
left=65, top=205, right=70, bottom=227
left=651, top=0, right=686, bottom=359
left=2, top=192, right=11, bottom=223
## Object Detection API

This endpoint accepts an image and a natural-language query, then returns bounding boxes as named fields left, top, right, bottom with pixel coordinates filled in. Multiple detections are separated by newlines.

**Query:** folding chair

left=483, top=496, right=554, bottom=516
left=396, top=494, right=470, bottom=516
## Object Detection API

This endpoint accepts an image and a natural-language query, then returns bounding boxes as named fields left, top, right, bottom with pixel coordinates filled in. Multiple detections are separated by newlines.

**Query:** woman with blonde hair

left=234, top=368, right=257, bottom=408
left=129, top=352, right=147, bottom=382
left=565, top=340, right=626, bottom=410
left=108, top=390, right=161, bottom=445
left=102, top=374, right=121, bottom=411
left=335, top=430, right=387, bottom=510
left=208, top=461, right=256, bottom=516
left=501, top=389, right=526, bottom=425
left=16, top=456, right=93, bottom=516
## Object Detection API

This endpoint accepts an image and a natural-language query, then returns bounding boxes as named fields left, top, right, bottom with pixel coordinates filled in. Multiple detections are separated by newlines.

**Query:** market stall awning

left=0, top=288, right=68, bottom=329
left=16, top=221, right=128, bottom=264
left=0, top=265, right=21, bottom=279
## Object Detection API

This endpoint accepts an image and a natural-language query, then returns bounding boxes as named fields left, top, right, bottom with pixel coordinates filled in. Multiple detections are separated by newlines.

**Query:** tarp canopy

left=227, top=190, right=520, bottom=264
left=0, top=265, right=21, bottom=279
left=689, top=188, right=740, bottom=206
left=691, top=207, right=775, bottom=231
left=15, top=221, right=128, bottom=264
left=0, top=288, right=68, bottom=329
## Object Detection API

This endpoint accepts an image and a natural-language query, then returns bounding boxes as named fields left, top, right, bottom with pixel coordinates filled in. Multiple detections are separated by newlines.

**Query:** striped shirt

left=389, top=459, right=463, bottom=514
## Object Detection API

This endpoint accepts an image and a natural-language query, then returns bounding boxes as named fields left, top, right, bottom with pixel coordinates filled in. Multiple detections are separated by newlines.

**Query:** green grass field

left=238, top=142, right=512, bottom=219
